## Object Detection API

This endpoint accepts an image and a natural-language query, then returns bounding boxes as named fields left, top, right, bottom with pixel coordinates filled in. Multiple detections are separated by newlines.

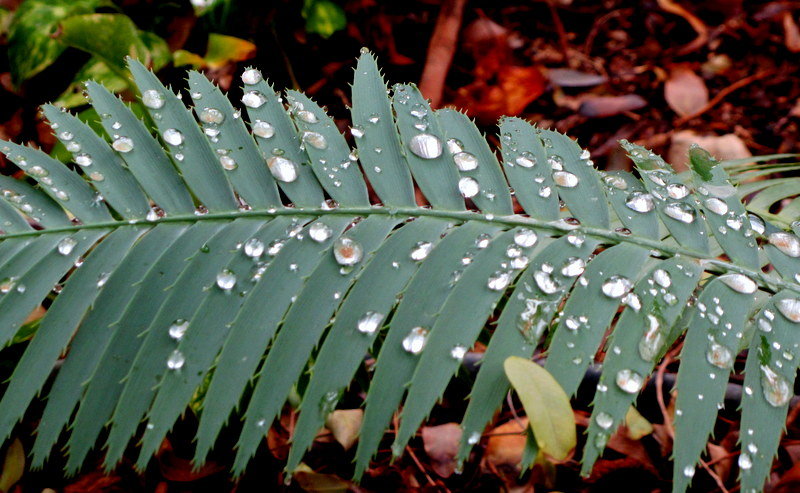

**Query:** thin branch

left=419, top=0, right=467, bottom=107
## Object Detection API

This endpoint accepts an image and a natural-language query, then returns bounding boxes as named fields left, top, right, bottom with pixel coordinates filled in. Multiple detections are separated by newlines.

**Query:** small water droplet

left=216, top=269, right=237, bottom=290
left=603, top=174, right=628, bottom=190
left=553, top=170, right=579, bottom=187
left=267, top=156, right=298, bottom=182
left=357, top=311, right=384, bottom=334
left=142, top=89, right=165, bottom=109
left=242, top=91, right=267, bottom=108
left=653, top=269, right=671, bottom=288
left=458, top=176, right=480, bottom=198
left=302, top=131, right=328, bottom=150
left=167, top=349, right=185, bottom=370
left=664, top=203, right=696, bottom=223
left=162, top=128, right=183, bottom=146
left=409, top=133, right=442, bottom=159
left=561, top=257, right=585, bottom=277
left=74, top=153, right=93, bottom=166
left=243, top=238, right=264, bottom=258
left=625, top=192, right=654, bottom=213
left=706, top=341, right=733, bottom=369
left=595, top=412, right=614, bottom=430
left=704, top=197, right=728, bottom=215
left=199, top=107, right=225, bottom=125
left=402, top=327, right=429, bottom=355
left=450, top=345, right=468, bottom=361
left=169, top=319, right=189, bottom=340
left=296, top=110, right=318, bottom=123
left=252, top=120, right=275, bottom=139
left=57, top=237, right=77, bottom=255
left=666, top=183, right=689, bottom=199
left=487, top=271, right=512, bottom=291
left=513, top=229, right=537, bottom=248
left=241, top=68, right=263, bottom=85
left=333, top=237, right=363, bottom=266
left=534, top=270, right=560, bottom=294
left=410, top=241, right=433, bottom=261
left=615, top=369, right=644, bottom=393
left=602, top=275, right=633, bottom=298
left=453, top=152, right=478, bottom=171
left=683, top=465, right=696, bottom=478
left=219, top=155, right=237, bottom=171
left=112, top=136, right=134, bottom=153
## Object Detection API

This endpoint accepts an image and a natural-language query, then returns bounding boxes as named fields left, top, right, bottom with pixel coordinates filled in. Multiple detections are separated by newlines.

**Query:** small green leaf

left=302, top=0, right=346, bottom=38
left=7, top=0, right=100, bottom=85
left=504, top=356, right=576, bottom=461
left=205, top=34, right=256, bottom=69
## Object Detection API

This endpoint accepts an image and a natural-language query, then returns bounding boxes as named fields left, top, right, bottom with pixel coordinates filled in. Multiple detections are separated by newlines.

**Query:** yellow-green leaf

left=625, top=406, right=654, bottom=440
left=302, top=0, right=346, bottom=38
left=0, top=439, right=24, bottom=493
left=503, top=356, right=576, bottom=461
left=204, top=34, right=256, bottom=69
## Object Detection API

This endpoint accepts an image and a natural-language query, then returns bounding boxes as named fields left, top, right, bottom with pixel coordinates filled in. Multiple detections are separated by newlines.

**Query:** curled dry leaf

left=664, top=66, right=709, bottom=117
left=578, top=94, right=647, bottom=118
left=421, top=422, right=462, bottom=478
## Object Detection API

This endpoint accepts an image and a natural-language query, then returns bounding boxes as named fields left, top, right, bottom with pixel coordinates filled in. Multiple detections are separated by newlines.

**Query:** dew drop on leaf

left=458, top=176, right=479, bottom=198
left=242, top=91, right=267, bottom=108
left=162, top=128, right=183, bottom=146
left=166, top=349, right=185, bottom=370
left=199, top=107, right=225, bottom=125
left=356, top=311, right=384, bottom=334
left=243, top=238, right=264, bottom=258
left=615, top=369, right=644, bottom=393
left=169, top=319, right=189, bottom=340
left=719, top=273, right=757, bottom=294
left=296, top=110, right=318, bottom=123
left=142, top=89, right=165, bottom=109
left=308, top=222, right=333, bottom=243
left=453, top=152, right=478, bottom=171
left=402, top=326, right=428, bottom=355
left=267, top=156, right=298, bottom=182
left=333, top=237, right=363, bottom=266
left=706, top=341, right=733, bottom=369
left=553, top=171, right=579, bottom=187
left=408, top=133, right=442, bottom=159
left=515, top=153, right=536, bottom=168
left=595, top=412, right=613, bottom=430
left=112, top=136, right=134, bottom=153
left=760, top=364, right=791, bottom=407
left=666, top=183, right=689, bottom=199
left=410, top=241, right=433, bottom=261
left=252, top=120, right=275, bottom=139
left=74, top=153, right=93, bottom=166
left=664, top=203, right=696, bottom=223
left=302, top=131, right=328, bottom=150
left=57, top=237, right=77, bottom=255
left=625, top=192, right=654, bottom=213
left=601, top=275, right=633, bottom=298
left=241, top=68, right=262, bottom=85
left=776, top=298, right=800, bottom=323
left=513, top=229, right=537, bottom=248
left=704, top=197, right=728, bottom=215
left=487, top=271, right=512, bottom=291
left=768, top=231, right=800, bottom=257
left=216, top=269, right=237, bottom=290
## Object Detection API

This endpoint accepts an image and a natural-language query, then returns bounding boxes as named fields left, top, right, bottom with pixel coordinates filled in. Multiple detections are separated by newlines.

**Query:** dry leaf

left=664, top=66, right=709, bottom=117
left=421, top=422, right=462, bottom=478
left=292, top=463, right=351, bottom=493
left=483, top=417, right=529, bottom=470
left=668, top=130, right=751, bottom=171
left=578, top=95, right=647, bottom=118
left=783, top=12, right=800, bottom=53
left=548, top=68, right=607, bottom=88
left=325, top=409, right=362, bottom=451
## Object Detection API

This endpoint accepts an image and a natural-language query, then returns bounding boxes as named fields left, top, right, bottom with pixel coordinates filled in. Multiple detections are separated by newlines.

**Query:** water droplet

left=553, top=171, right=579, bottom=187
left=142, top=89, right=165, bottom=109
left=219, top=155, right=237, bottom=171
left=666, top=183, right=689, bottom=199
left=706, top=341, right=733, bottom=369
left=243, top=238, right=264, bottom=258
left=267, top=156, right=298, bottom=182
left=561, top=257, right=585, bottom=277
left=216, top=269, right=237, bottom=290
left=242, top=91, right=267, bottom=108
left=167, top=349, right=185, bottom=370
left=112, top=136, right=134, bottom=153
left=704, top=197, right=728, bottom=215
left=467, top=431, right=481, bottom=445
left=664, top=203, right=696, bottom=223
left=769, top=231, right=800, bottom=257
left=515, top=153, right=536, bottom=168
left=199, top=107, right=225, bottom=125
left=719, top=273, right=757, bottom=294
left=615, top=369, right=644, bottom=393
left=760, top=364, right=790, bottom=407
left=58, top=130, right=74, bottom=141
left=738, top=452, right=753, bottom=470
left=602, top=276, right=633, bottom=298
left=639, top=314, right=665, bottom=362
left=96, top=272, right=110, bottom=288
left=241, top=68, right=262, bottom=85
left=89, top=171, right=104, bottom=181
left=453, top=152, right=478, bottom=171
left=547, top=155, right=564, bottom=170
left=74, top=153, right=93, bottom=166
left=402, top=326, right=429, bottom=355
left=595, top=412, right=613, bottom=430
left=749, top=214, right=765, bottom=235
left=603, top=174, right=628, bottom=190
left=450, top=345, right=468, bottom=361
left=534, top=270, right=560, bottom=294
left=57, top=237, right=77, bottom=255
left=296, top=110, right=318, bottom=123
left=410, top=241, right=433, bottom=261
left=357, top=311, right=384, bottom=334
left=475, top=233, right=491, bottom=249
left=777, top=298, right=800, bottom=323
left=252, top=120, right=275, bottom=139
left=514, top=229, right=538, bottom=248
left=683, top=465, right=696, bottom=478
left=162, top=128, right=183, bottom=146
left=625, top=192, right=654, bottom=213
left=487, top=271, right=512, bottom=291
left=653, top=269, right=671, bottom=288
left=169, top=319, right=189, bottom=340
left=458, top=176, right=480, bottom=198
left=333, top=237, right=363, bottom=266
left=409, top=133, right=442, bottom=159
left=302, top=131, right=328, bottom=150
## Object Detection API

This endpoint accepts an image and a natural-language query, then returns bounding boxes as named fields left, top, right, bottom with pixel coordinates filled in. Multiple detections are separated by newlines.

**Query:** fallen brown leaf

left=578, top=95, right=647, bottom=118
left=421, top=422, right=462, bottom=478
left=668, top=130, right=751, bottom=171
left=482, top=417, right=529, bottom=471
left=325, top=409, right=362, bottom=451
left=664, top=66, right=709, bottom=117
left=783, top=12, right=800, bottom=53
left=293, top=463, right=351, bottom=493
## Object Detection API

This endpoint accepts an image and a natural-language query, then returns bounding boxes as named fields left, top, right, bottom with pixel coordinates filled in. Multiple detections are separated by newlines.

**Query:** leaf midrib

left=2, top=205, right=794, bottom=294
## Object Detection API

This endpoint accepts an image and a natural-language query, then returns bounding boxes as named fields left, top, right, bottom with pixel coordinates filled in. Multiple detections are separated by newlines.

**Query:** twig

left=657, top=0, right=709, bottom=55
left=419, top=0, right=467, bottom=107
left=699, top=458, right=732, bottom=493
left=405, top=444, right=438, bottom=487
left=547, top=0, right=570, bottom=63
left=656, top=350, right=676, bottom=438
left=675, top=70, right=775, bottom=126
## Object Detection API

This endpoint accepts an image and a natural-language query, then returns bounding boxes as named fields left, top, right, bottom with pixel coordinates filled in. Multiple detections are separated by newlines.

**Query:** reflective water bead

left=653, top=269, right=671, bottom=288
left=719, top=273, right=757, bottom=294
left=561, top=257, right=585, bottom=277
left=241, top=68, right=262, bottom=85
left=242, top=91, right=267, bottom=108
left=664, top=203, right=696, bottom=223
left=58, top=130, right=74, bottom=141
left=749, top=214, right=766, bottom=235
left=623, top=292, right=642, bottom=312
left=704, top=197, right=728, bottom=215
left=639, top=314, right=665, bottom=362
left=27, top=165, right=48, bottom=177
left=296, top=110, right=318, bottom=123
left=252, top=120, right=275, bottom=139
left=666, top=183, right=689, bottom=199
left=453, top=152, right=478, bottom=171
left=625, top=192, right=654, bottom=213
left=615, top=369, right=644, bottom=393
left=515, top=154, right=536, bottom=168
left=169, top=319, right=189, bottom=340
left=356, top=311, right=384, bottom=334
left=333, top=237, right=363, bottom=266
left=603, top=174, right=628, bottom=190
left=513, top=229, right=537, bottom=248
left=408, top=133, right=442, bottom=159
left=547, top=155, right=564, bottom=170
left=553, top=171, right=579, bottom=187
left=776, top=298, right=800, bottom=323
left=162, top=128, right=183, bottom=146
left=475, top=233, right=491, bottom=249
left=410, top=241, right=433, bottom=261
left=683, top=465, right=696, bottom=478
left=450, top=345, right=468, bottom=361
left=768, top=231, right=800, bottom=257
left=308, top=222, right=333, bottom=243
left=166, top=349, right=185, bottom=370
left=467, top=431, right=481, bottom=445
left=706, top=342, right=733, bottom=369
left=595, top=412, right=613, bottom=430
left=65, top=141, right=81, bottom=153
left=243, top=238, right=265, bottom=258
left=199, top=107, right=225, bottom=125
left=458, top=176, right=480, bottom=198
left=142, top=89, right=165, bottom=109
left=534, top=271, right=560, bottom=294
left=267, top=156, right=298, bottom=182
left=350, top=126, right=365, bottom=138
left=601, top=275, right=633, bottom=298
left=57, top=237, right=77, bottom=255
left=302, top=131, right=327, bottom=150
left=487, top=271, right=512, bottom=291
left=219, top=155, right=237, bottom=171
left=112, top=136, right=134, bottom=153
left=402, top=327, right=429, bottom=355
left=738, top=452, right=753, bottom=471
left=74, top=153, right=93, bottom=166
left=760, top=365, right=791, bottom=407
left=216, top=269, right=237, bottom=290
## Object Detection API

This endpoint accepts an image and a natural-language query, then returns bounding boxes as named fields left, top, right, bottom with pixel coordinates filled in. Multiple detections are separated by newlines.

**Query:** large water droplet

left=738, top=452, right=753, bottom=470
left=553, top=171, right=579, bottom=187
left=514, top=229, right=538, bottom=248
left=216, top=269, right=237, bottom=290
left=57, top=237, right=77, bottom=255
left=410, top=241, right=433, bottom=261
left=615, top=369, right=644, bottom=393
left=603, top=174, right=628, bottom=190
left=719, top=273, right=757, bottom=294
left=595, top=412, right=614, bottom=430
left=302, top=131, right=328, bottom=150
left=296, top=110, right=318, bottom=123
left=219, top=155, right=237, bottom=171
left=267, top=156, right=298, bottom=182
left=760, top=364, right=791, bottom=407
left=252, top=120, right=275, bottom=139
left=666, top=183, right=689, bottom=199
left=704, top=197, right=728, bottom=215
left=639, top=314, right=664, bottom=362
left=409, top=133, right=442, bottom=159
left=683, top=465, right=696, bottom=478
left=653, top=269, right=671, bottom=288
left=402, top=326, right=429, bottom=355
left=776, top=298, right=800, bottom=323
left=458, top=176, right=480, bottom=198
left=242, top=91, right=267, bottom=108
left=333, top=237, right=363, bottom=266
left=453, top=152, right=478, bottom=171
left=487, top=271, right=512, bottom=291
left=706, top=341, right=733, bottom=369
left=602, top=275, right=633, bottom=298
left=199, top=107, right=225, bottom=125
left=167, top=349, right=185, bottom=370
left=450, top=345, right=468, bottom=361
left=142, top=89, right=165, bottom=109
left=243, top=238, right=264, bottom=258
left=162, top=128, right=183, bottom=146
left=357, top=311, right=384, bottom=334
left=625, top=192, right=654, bottom=213
left=769, top=231, right=800, bottom=257
left=74, top=153, right=93, bottom=166
left=560, top=257, right=585, bottom=277
left=112, top=136, right=134, bottom=153
left=241, top=68, right=263, bottom=85
left=169, top=319, right=189, bottom=340
left=534, top=270, right=560, bottom=294
left=515, top=153, right=536, bottom=168
left=664, top=203, right=696, bottom=223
